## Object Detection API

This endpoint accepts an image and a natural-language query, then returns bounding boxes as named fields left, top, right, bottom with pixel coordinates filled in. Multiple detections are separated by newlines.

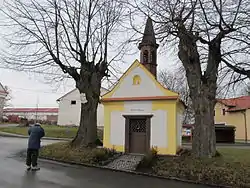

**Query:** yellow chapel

left=101, top=17, right=185, bottom=155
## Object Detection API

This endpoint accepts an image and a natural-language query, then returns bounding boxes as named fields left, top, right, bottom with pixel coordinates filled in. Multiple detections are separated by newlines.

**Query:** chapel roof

left=138, top=17, right=159, bottom=49
left=101, top=60, right=185, bottom=105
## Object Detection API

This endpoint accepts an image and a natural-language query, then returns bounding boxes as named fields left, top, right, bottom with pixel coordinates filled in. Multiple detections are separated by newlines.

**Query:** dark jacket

left=28, top=124, right=45, bottom=149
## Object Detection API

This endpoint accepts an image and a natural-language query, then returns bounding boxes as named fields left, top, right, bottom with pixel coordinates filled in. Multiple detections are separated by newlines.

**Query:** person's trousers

left=26, top=148, right=39, bottom=167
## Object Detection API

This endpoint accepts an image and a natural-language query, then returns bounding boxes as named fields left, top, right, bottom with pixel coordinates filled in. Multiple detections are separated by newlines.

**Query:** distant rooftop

left=217, top=96, right=250, bottom=112
left=3, top=108, right=58, bottom=113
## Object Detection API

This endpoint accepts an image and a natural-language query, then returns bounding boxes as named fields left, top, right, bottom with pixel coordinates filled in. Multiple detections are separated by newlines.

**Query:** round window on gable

left=133, top=75, right=141, bottom=85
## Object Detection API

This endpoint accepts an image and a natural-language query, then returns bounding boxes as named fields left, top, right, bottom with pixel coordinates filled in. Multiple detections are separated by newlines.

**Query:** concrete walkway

left=0, top=137, right=209, bottom=188
left=105, top=154, right=144, bottom=171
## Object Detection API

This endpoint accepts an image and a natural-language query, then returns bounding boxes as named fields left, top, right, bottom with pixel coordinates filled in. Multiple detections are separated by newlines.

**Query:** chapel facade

left=101, top=17, right=185, bottom=155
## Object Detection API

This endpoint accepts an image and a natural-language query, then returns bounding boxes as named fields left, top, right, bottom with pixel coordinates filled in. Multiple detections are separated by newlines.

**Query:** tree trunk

left=71, top=72, right=101, bottom=148
left=177, top=27, right=217, bottom=157
left=71, top=97, right=98, bottom=147
left=191, top=86, right=216, bottom=158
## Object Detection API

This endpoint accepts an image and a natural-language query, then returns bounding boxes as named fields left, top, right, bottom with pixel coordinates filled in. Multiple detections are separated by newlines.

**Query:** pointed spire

left=138, top=17, right=159, bottom=49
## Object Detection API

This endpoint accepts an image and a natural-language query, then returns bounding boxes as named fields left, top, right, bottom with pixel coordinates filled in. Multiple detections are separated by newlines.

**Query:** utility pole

left=35, top=95, right=39, bottom=123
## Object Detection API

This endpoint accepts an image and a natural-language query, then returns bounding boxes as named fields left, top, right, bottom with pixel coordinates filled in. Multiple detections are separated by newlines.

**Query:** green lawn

left=0, top=125, right=103, bottom=140
left=39, top=142, right=250, bottom=187
left=149, top=148, right=250, bottom=187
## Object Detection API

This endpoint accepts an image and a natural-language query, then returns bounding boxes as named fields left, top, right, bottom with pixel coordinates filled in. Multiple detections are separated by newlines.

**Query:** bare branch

left=222, top=58, right=250, bottom=78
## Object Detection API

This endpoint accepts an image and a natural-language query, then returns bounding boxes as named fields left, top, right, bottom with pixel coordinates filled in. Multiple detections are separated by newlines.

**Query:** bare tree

left=129, top=0, right=250, bottom=157
left=3, top=86, right=12, bottom=107
left=241, top=82, right=250, bottom=96
left=158, top=66, right=194, bottom=124
left=223, top=62, right=250, bottom=79
left=1, top=0, right=128, bottom=147
left=159, top=65, right=235, bottom=124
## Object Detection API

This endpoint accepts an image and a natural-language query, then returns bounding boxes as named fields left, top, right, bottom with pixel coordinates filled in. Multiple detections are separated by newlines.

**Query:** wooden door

left=129, top=118, right=147, bottom=154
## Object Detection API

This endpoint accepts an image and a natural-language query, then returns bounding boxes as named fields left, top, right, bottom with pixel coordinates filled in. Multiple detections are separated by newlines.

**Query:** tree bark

left=71, top=71, right=101, bottom=148
left=191, top=86, right=216, bottom=157
left=177, top=27, right=217, bottom=157
left=71, top=97, right=98, bottom=147
left=190, top=41, right=220, bottom=158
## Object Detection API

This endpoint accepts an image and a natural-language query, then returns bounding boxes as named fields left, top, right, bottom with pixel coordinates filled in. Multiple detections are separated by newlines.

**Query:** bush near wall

left=40, top=142, right=117, bottom=165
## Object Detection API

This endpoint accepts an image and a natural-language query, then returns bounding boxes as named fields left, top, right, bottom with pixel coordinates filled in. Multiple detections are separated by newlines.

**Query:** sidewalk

left=0, top=131, right=71, bottom=141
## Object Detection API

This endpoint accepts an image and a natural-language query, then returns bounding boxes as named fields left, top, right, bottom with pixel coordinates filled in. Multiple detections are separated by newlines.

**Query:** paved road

left=0, top=137, right=209, bottom=188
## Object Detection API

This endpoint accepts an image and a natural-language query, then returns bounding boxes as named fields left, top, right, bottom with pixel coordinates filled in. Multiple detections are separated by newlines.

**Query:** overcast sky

left=0, top=0, right=182, bottom=108
left=0, top=0, right=246, bottom=108
left=0, top=48, right=177, bottom=108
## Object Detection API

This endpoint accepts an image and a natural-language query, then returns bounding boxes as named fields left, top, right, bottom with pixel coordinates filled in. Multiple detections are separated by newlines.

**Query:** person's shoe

left=31, top=166, right=40, bottom=171
left=26, top=166, right=31, bottom=171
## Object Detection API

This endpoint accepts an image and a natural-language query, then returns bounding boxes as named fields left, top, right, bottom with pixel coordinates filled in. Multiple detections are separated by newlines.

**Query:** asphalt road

left=0, top=137, right=210, bottom=188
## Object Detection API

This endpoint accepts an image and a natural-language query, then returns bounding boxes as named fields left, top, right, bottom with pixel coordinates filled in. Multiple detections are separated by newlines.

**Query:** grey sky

left=0, top=50, right=176, bottom=108
left=0, top=0, right=180, bottom=108
left=0, top=0, right=245, bottom=108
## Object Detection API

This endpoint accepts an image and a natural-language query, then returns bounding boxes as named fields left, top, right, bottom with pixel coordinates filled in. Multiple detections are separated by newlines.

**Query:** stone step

left=105, top=154, right=144, bottom=171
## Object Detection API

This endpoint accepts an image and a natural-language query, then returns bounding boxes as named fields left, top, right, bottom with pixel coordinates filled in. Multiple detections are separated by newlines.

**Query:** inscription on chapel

left=130, top=108, right=145, bottom=112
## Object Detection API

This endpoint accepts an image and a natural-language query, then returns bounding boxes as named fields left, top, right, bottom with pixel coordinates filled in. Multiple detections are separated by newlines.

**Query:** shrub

left=92, top=148, right=109, bottom=162
left=176, top=147, right=221, bottom=158
left=139, top=146, right=158, bottom=168
left=95, top=138, right=103, bottom=146
left=92, top=147, right=116, bottom=163
left=176, top=147, right=192, bottom=156
left=215, top=150, right=221, bottom=157
left=40, top=142, right=117, bottom=165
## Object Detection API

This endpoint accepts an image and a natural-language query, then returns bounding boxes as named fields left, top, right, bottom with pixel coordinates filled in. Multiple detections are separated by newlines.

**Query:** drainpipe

left=242, top=110, right=247, bottom=143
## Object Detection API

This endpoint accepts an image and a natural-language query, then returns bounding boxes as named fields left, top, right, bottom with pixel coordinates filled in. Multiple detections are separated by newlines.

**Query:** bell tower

left=138, top=17, right=159, bottom=78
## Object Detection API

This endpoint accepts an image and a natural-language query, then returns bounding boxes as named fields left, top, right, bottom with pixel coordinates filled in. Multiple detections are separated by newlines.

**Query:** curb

left=0, top=131, right=71, bottom=141
left=37, top=156, right=232, bottom=188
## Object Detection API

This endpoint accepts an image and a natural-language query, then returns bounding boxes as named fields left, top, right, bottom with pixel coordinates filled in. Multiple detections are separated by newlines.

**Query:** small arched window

left=133, top=75, right=141, bottom=85
left=143, top=50, right=149, bottom=64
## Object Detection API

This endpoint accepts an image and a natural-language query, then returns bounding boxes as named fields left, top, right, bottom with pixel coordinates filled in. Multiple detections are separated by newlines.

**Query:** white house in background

left=3, top=108, right=58, bottom=122
left=57, top=87, right=109, bottom=127
left=0, top=83, right=7, bottom=121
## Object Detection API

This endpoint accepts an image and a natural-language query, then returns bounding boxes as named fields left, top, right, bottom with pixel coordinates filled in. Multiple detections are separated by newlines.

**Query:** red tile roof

left=217, top=96, right=250, bottom=112
left=3, top=108, right=58, bottom=113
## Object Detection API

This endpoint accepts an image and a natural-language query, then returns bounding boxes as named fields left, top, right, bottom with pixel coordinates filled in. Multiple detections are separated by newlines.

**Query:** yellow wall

left=103, top=101, right=125, bottom=152
left=103, top=100, right=179, bottom=155
left=214, top=102, right=250, bottom=141
left=152, top=100, right=177, bottom=155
